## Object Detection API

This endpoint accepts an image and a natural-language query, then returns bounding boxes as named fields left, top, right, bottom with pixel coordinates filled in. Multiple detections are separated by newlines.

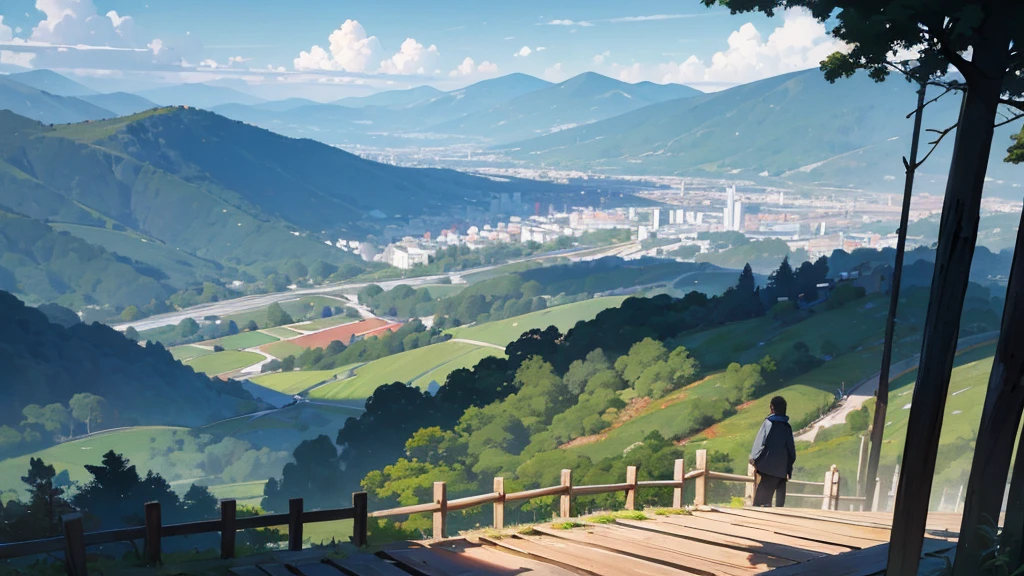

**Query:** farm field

left=0, top=427, right=189, bottom=499
left=251, top=363, right=361, bottom=395
left=447, top=296, right=628, bottom=347
left=261, top=340, right=306, bottom=360
left=309, top=341, right=487, bottom=400
left=290, top=318, right=391, bottom=349
left=210, top=331, right=278, bottom=350
left=170, top=345, right=213, bottom=361
left=185, top=350, right=264, bottom=376
left=410, top=347, right=505, bottom=390
left=261, top=327, right=303, bottom=339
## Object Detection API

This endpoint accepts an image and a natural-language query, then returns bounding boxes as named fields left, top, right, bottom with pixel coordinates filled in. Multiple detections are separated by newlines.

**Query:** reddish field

left=290, top=318, right=394, bottom=349
left=359, top=323, right=402, bottom=339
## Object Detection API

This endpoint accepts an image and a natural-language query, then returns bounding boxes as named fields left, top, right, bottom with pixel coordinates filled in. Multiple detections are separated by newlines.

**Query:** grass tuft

left=590, top=510, right=648, bottom=523
left=550, top=521, right=586, bottom=530
left=652, top=508, right=691, bottom=516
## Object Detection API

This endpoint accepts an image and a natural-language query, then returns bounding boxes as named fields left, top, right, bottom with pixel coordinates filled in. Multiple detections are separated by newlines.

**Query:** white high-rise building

left=725, top=186, right=735, bottom=231
left=779, top=191, right=785, bottom=206
left=651, top=208, right=661, bottom=231
left=733, top=201, right=744, bottom=231
left=628, top=207, right=637, bottom=221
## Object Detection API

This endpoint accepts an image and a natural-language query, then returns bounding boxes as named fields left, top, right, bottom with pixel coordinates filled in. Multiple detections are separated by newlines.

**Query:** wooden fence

left=0, top=449, right=860, bottom=573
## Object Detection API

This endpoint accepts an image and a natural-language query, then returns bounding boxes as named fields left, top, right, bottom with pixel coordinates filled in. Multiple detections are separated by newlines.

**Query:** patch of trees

left=266, top=320, right=444, bottom=374
left=0, top=291, right=259, bottom=460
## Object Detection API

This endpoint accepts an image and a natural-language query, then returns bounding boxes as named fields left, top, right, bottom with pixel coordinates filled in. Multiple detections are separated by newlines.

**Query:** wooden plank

left=584, top=522, right=797, bottom=568
left=429, top=539, right=580, bottom=575
left=712, top=509, right=894, bottom=541
left=531, top=524, right=760, bottom=575
left=654, top=515, right=852, bottom=556
left=614, top=518, right=828, bottom=563
left=764, top=539, right=955, bottom=576
left=229, top=567, right=267, bottom=576
left=326, top=554, right=409, bottom=576
left=688, top=511, right=883, bottom=549
left=257, top=564, right=297, bottom=576
left=481, top=534, right=693, bottom=576
left=284, top=562, right=346, bottom=576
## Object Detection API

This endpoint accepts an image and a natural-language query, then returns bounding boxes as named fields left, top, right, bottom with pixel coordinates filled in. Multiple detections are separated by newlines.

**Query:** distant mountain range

left=134, top=83, right=267, bottom=108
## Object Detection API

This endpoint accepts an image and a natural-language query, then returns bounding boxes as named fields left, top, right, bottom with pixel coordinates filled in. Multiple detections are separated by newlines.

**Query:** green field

left=448, top=296, right=628, bottom=347
left=309, top=341, right=489, bottom=400
left=0, top=427, right=188, bottom=498
left=185, top=350, right=264, bottom=376
left=292, top=315, right=357, bottom=331
left=210, top=331, right=278, bottom=350
left=208, top=480, right=267, bottom=508
left=170, top=345, right=214, bottom=361
left=261, top=327, right=303, bottom=339
left=198, top=404, right=364, bottom=453
left=262, top=340, right=307, bottom=360
left=251, top=364, right=361, bottom=395
left=422, top=284, right=465, bottom=299
left=665, top=269, right=754, bottom=298
left=410, top=347, right=505, bottom=390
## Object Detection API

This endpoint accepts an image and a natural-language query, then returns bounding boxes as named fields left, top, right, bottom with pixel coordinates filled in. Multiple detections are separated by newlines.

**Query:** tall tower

left=726, top=186, right=735, bottom=231
left=779, top=191, right=785, bottom=206
left=733, top=201, right=744, bottom=231
left=651, top=208, right=661, bottom=231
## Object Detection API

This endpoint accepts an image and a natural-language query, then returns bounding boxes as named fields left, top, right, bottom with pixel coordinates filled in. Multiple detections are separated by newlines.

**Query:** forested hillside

left=0, top=291, right=260, bottom=459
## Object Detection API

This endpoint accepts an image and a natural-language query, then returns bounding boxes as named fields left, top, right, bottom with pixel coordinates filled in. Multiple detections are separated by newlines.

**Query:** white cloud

left=448, top=56, right=498, bottom=78
left=546, top=19, right=594, bottom=27
left=1, top=50, right=35, bottom=68
left=606, top=14, right=692, bottom=23
left=514, top=46, right=532, bottom=57
left=615, top=8, right=846, bottom=91
left=543, top=62, right=567, bottom=82
left=592, top=50, right=610, bottom=64
left=378, top=37, right=439, bottom=75
left=0, top=16, right=13, bottom=42
left=536, top=46, right=546, bottom=52
left=503, top=36, right=515, bottom=40
left=31, top=0, right=137, bottom=47
left=294, top=20, right=384, bottom=72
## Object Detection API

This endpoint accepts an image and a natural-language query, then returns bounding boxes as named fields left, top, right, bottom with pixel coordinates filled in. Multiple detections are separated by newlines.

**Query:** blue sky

left=0, top=0, right=845, bottom=100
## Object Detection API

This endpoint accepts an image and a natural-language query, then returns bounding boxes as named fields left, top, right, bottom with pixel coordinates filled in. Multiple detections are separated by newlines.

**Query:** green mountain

left=0, top=289, right=259, bottom=459
left=334, top=85, right=444, bottom=108
left=78, top=92, right=158, bottom=116
left=7, top=70, right=98, bottom=97
left=498, top=69, right=1023, bottom=196
left=429, top=72, right=702, bottom=143
left=0, top=208, right=174, bottom=310
left=0, top=77, right=113, bottom=124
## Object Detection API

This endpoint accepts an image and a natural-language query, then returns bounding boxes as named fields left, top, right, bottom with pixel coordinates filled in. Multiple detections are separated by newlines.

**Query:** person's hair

left=770, top=396, right=787, bottom=416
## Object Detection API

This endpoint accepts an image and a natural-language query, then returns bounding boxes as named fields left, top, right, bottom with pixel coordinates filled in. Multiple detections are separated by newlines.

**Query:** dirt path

left=449, top=338, right=507, bottom=351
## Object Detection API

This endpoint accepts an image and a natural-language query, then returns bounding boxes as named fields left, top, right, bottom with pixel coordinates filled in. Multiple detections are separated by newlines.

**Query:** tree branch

left=998, top=98, right=1024, bottom=114
left=906, top=85, right=960, bottom=119
left=925, top=22, right=980, bottom=85
left=994, top=111, right=1024, bottom=128
left=915, top=122, right=959, bottom=168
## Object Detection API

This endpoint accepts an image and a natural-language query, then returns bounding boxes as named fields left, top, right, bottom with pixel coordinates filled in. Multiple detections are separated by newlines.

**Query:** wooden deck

left=230, top=507, right=961, bottom=576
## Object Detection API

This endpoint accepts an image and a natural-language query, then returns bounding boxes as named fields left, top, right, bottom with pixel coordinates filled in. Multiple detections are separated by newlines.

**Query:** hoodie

left=750, top=414, right=796, bottom=480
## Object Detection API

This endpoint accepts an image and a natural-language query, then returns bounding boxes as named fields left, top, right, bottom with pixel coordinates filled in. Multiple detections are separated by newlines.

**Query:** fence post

left=672, top=458, right=685, bottom=509
left=888, top=465, right=901, bottom=512
left=745, top=463, right=757, bottom=506
left=695, top=449, right=707, bottom=506
left=288, top=498, right=303, bottom=552
left=625, top=466, right=637, bottom=511
left=856, top=435, right=868, bottom=497
left=872, top=477, right=882, bottom=512
left=560, top=469, right=573, bottom=518
left=144, top=501, right=161, bottom=565
left=822, top=467, right=834, bottom=511
left=493, top=477, right=505, bottom=530
left=352, top=491, right=368, bottom=548
left=220, top=499, right=236, bottom=559
left=62, top=513, right=87, bottom=576
left=833, top=466, right=842, bottom=510
left=433, top=481, right=447, bottom=540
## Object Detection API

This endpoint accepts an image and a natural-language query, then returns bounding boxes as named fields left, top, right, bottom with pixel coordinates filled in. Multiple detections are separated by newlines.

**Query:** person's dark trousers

left=753, top=472, right=787, bottom=507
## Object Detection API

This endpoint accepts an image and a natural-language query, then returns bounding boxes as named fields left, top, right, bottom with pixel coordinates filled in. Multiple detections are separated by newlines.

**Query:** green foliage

left=590, top=511, right=647, bottom=523
left=846, top=406, right=870, bottom=433
left=266, top=302, right=294, bottom=327
left=178, top=317, right=200, bottom=338
left=124, top=326, right=140, bottom=341
left=245, top=319, right=259, bottom=331
left=261, top=435, right=345, bottom=513
left=825, top=283, right=866, bottom=310
left=1007, top=125, right=1024, bottom=164
left=551, top=521, right=586, bottom=529
left=820, top=340, right=841, bottom=358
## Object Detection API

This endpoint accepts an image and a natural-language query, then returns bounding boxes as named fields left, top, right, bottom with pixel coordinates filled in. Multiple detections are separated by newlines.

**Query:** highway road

left=114, top=243, right=633, bottom=332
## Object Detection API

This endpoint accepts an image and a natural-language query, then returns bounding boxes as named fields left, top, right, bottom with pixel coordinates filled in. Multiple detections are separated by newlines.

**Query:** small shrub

left=551, top=521, right=586, bottom=529
left=652, top=508, right=691, bottom=516
left=213, top=345, right=225, bottom=353
left=730, top=497, right=745, bottom=508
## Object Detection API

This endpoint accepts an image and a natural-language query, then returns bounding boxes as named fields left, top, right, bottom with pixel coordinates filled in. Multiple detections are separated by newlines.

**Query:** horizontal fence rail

left=0, top=449, right=863, bottom=572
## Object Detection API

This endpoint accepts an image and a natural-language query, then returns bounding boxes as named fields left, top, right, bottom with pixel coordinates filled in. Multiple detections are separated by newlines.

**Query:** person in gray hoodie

left=749, top=396, right=796, bottom=507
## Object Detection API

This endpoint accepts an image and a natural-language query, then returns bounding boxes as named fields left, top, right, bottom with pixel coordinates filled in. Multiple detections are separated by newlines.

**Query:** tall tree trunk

left=886, top=18, right=1010, bottom=576
left=865, top=82, right=926, bottom=508
left=974, top=211, right=1024, bottom=570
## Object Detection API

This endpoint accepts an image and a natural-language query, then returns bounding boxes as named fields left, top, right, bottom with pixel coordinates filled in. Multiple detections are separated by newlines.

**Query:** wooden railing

left=0, top=493, right=368, bottom=576
left=0, top=450, right=861, bottom=573
left=369, top=450, right=856, bottom=540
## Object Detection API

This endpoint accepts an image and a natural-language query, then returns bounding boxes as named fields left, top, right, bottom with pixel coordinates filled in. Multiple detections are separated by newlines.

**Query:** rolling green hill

left=0, top=77, right=112, bottom=124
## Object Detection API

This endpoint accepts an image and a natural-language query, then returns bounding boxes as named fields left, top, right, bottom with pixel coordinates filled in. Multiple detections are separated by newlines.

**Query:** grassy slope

left=448, top=296, right=628, bottom=346
left=197, top=404, right=363, bottom=453
left=251, top=364, right=361, bottom=395
left=293, top=315, right=357, bottom=331
left=410, top=347, right=507, bottom=390
left=309, top=342, right=486, bottom=400
left=261, top=340, right=307, bottom=360
left=260, top=327, right=303, bottom=339
left=170, top=345, right=214, bottom=361
left=210, top=331, right=278, bottom=349
left=184, top=350, right=264, bottom=376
